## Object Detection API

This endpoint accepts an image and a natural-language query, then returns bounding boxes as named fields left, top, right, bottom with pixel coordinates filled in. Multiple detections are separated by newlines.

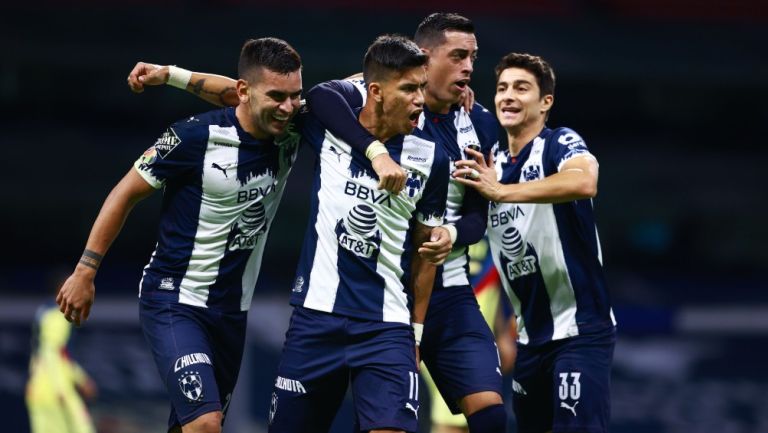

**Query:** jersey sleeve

left=454, top=104, right=498, bottom=245
left=133, top=124, right=203, bottom=189
left=415, top=144, right=450, bottom=227
left=547, top=127, right=595, bottom=172
left=304, top=80, right=377, bottom=155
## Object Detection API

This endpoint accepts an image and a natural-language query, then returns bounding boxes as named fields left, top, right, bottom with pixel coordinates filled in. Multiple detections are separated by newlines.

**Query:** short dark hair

left=238, top=37, right=302, bottom=81
left=362, top=35, right=428, bottom=84
left=414, top=13, right=475, bottom=49
left=495, top=52, right=556, bottom=98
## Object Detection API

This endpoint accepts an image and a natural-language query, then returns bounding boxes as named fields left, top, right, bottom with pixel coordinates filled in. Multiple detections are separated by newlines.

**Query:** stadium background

left=1, top=1, right=767, bottom=432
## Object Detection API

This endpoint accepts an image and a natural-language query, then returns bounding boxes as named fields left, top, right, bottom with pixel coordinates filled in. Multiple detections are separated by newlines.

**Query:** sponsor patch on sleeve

left=154, top=127, right=181, bottom=158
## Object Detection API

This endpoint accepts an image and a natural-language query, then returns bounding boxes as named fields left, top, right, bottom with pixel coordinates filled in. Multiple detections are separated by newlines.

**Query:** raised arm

left=306, top=80, right=406, bottom=194
left=56, top=169, right=156, bottom=325
left=453, top=149, right=598, bottom=203
left=127, top=62, right=239, bottom=107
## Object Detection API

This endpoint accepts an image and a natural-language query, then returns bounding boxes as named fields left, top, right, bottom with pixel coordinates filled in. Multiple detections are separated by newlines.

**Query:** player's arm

left=57, top=169, right=156, bottom=326
left=453, top=148, right=598, bottom=203
left=410, top=222, right=438, bottom=367
left=127, top=62, right=238, bottom=107
left=305, top=80, right=406, bottom=194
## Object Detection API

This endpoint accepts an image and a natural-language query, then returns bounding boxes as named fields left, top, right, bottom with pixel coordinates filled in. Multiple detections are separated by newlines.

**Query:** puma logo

left=560, top=401, right=579, bottom=416
left=405, top=402, right=419, bottom=418
left=211, top=162, right=229, bottom=178
left=329, top=145, right=344, bottom=163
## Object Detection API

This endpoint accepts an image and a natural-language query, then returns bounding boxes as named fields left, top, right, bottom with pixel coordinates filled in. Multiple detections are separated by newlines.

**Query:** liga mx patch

left=179, top=371, right=204, bottom=401
left=154, top=127, right=181, bottom=158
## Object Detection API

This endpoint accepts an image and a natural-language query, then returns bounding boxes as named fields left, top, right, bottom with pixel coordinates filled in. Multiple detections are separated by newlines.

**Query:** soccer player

left=453, top=52, right=617, bottom=433
left=26, top=299, right=97, bottom=433
left=302, top=13, right=508, bottom=433
left=267, top=35, right=450, bottom=433
left=56, top=38, right=305, bottom=433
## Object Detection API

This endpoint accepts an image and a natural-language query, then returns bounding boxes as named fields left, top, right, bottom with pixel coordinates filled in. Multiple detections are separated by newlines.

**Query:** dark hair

left=414, top=13, right=475, bottom=49
left=238, top=37, right=302, bottom=81
left=494, top=52, right=556, bottom=98
left=362, top=35, right=428, bottom=84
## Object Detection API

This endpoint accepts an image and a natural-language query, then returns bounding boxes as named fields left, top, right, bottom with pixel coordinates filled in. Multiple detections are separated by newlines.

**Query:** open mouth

left=454, top=79, right=470, bottom=91
left=408, top=110, right=422, bottom=127
left=273, top=113, right=289, bottom=122
left=500, top=106, right=522, bottom=115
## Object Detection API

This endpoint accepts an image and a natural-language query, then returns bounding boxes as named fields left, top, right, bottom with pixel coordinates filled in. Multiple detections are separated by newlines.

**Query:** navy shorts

left=139, top=298, right=246, bottom=430
left=420, top=285, right=503, bottom=414
left=267, top=307, right=419, bottom=433
left=512, top=328, right=616, bottom=433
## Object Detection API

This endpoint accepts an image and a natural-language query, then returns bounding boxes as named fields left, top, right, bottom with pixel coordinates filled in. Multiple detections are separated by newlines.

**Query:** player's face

left=379, top=66, right=427, bottom=136
left=423, top=31, right=477, bottom=107
left=495, top=67, right=552, bottom=132
left=246, top=68, right=302, bottom=138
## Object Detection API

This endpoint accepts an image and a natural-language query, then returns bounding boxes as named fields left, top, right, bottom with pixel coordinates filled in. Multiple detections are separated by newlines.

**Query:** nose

left=278, top=97, right=294, bottom=114
left=463, top=55, right=474, bottom=75
left=414, top=86, right=425, bottom=108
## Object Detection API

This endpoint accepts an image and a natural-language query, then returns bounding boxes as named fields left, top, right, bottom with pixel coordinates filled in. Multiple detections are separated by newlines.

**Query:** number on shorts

left=408, top=371, right=419, bottom=400
left=558, top=372, right=581, bottom=400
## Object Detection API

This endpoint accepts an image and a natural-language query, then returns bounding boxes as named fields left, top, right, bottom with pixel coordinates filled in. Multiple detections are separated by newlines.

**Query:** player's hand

left=127, top=62, right=169, bottom=93
left=56, top=270, right=95, bottom=326
left=371, top=153, right=406, bottom=194
left=459, top=84, right=475, bottom=113
left=77, top=377, right=99, bottom=401
left=415, top=345, right=421, bottom=371
left=452, top=147, right=502, bottom=202
left=417, top=226, right=452, bottom=265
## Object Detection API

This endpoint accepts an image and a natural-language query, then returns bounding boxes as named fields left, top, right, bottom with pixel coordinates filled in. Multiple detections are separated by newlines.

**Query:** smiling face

left=495, top=67, right=553, bottom=134
left=422, top=31, right=477, bottom=111
left=239, top=67, right=302, bottom=138
left=379, top=66, right=427, bottom=136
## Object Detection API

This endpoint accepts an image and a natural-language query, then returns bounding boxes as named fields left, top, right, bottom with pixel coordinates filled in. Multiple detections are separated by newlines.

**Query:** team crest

left=522, top=165, right=541, bottom=182
left=178, top=371, right=203, bottom=401
left=404, top=171, right=425, bottom=198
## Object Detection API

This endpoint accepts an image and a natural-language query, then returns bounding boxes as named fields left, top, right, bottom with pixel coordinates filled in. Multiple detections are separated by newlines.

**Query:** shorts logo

left=174, top=353, right=212, bottom=372
left=159, top=277, right=175, bottom=290
left=512, top=380, right=527, bottom=395
left=292, top=276, right=304, bottom=293
left=274, top=376, right=306, bottom=394
left=268, top=392, right=278, bottom=425
left=560, top=401, right=579, bottom=416
left=178, top=371, right=203, bottom=401
left=405, top=402, right=419, bottom=419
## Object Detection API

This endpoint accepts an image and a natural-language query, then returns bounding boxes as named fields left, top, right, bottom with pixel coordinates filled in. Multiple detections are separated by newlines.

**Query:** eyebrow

left=266, top=89, right=303, bottom=98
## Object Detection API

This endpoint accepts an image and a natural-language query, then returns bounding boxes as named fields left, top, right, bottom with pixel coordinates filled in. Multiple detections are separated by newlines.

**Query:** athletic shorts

left=267, top=306, right=419, bottom=433
left=139, top=298, right=246, bottom=430
left=420, top=285, right=504, bottom=414
left=512, top=327, right=616, bottom=433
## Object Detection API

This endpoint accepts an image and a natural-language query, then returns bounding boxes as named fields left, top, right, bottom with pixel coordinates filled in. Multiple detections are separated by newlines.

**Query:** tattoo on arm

left=191, top=78, right=237, bottom=106
left=79, top=249, right=103, bottom=270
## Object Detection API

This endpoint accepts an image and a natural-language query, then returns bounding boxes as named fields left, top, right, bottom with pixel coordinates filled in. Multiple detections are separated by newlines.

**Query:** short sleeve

left=133, top=126, right=202, bottom=188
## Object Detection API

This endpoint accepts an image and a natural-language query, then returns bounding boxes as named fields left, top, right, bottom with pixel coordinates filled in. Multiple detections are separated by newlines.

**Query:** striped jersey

left=134, top=107, right=300, bottom=312
left=487, top=127, right=615, bottom=345
left=418, top=103, right=499, bottom=290
left=290, top=80, right=450, bottom=324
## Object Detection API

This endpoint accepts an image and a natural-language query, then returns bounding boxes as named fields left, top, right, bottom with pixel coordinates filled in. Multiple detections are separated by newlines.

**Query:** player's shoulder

left=546, top=126, right=586, bottom=147
left=468, top=102, right=497, bottom=124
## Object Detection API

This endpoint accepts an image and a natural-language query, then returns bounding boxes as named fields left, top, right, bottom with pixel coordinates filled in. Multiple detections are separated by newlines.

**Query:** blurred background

left=1, top=1, right=767, bottom=432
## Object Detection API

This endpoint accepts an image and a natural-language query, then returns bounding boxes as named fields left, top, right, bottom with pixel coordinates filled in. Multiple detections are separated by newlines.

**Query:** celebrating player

left=453, top=52, right=617, bottom=433
left=56, top=38, right=304, bottom=433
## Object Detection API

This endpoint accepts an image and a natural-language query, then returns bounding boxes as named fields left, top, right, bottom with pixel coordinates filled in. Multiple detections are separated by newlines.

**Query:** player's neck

left=506, top=123, right=545, bottom=156
left=425, top=92, right=452, bottom=115
left=235, top=105, right=270, bottom=139
left=359, top=103, right=397, bottom=143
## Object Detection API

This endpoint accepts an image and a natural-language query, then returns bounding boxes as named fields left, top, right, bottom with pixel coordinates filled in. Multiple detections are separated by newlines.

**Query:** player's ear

left=368, top=82, right=383, bottom=103
left=236, top=79, right=250, bottom=104
left=540, top=94, right=554, bottom=115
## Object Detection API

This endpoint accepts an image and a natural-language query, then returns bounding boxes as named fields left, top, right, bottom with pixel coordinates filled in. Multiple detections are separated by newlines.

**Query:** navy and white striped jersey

left=304, top=79, right=497, bottom=293
left=487, top=127, right=616, bottom=345
left=418, top=103, right=498, bottom=291
left=290, top=80, right=450, bottom=324
left=134, top=107, right=300, bottom=312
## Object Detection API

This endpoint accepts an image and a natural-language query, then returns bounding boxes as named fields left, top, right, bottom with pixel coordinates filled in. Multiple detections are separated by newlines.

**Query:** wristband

left=167, top=65, right=192, bottom=90
left=365, top=140, right=388, bottom=161
left=412, top=322, right=424, bottom=346
left=440, top=224, right=457, bottom=245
